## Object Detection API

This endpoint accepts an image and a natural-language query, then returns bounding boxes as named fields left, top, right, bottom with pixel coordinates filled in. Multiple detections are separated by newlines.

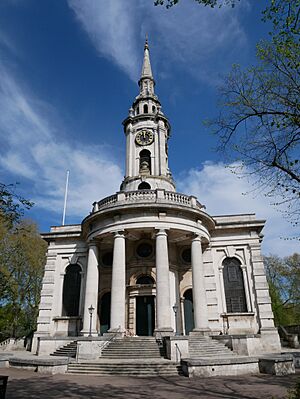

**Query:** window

left=136, top=275, right=155, bottom=285
left=136, top=242, right=153, bottom=258
left=139, top=149, right=151, bottom=175
left=152, top=105, right=156, bottom=113
left=62, top=264, right=81, bottom=316
left=138, top=182, right=151, bottom=190
left=143, top=104, right=148, bottom=113
left=223, top=258, right=247, bottom=313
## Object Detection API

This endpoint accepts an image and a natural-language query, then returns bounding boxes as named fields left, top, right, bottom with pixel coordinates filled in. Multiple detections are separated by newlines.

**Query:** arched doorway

left=99, top=292, right=111, bottom=335
left=183, top=289, right=194, bottom=334
left=136, top=296, right=155, bottom=336
left=135, top=275, right=155, bottom=336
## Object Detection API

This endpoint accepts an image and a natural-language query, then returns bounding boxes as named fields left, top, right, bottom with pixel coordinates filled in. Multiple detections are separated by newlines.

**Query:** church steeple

left=121, top=40, right=175, bottom=193
left=138, top=38, right=155, bottom=98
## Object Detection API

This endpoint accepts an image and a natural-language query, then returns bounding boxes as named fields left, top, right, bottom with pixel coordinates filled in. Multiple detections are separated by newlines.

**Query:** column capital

left=87, top=240, right=98, bottom=248
left=156, top=228, right=168, bottom=237
left=191, top=234, right=202, bottom=243
left=113, top=230, right=126, bottom=239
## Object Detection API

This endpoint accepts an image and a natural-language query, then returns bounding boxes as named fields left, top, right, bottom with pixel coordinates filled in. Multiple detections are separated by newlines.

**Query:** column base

left=105, top=328, right=125, bottom=338
left=190, top=328, right=211, bottom=336
left=154, top=328, right=174, bottom=338
left=80, top=330, right=98, bottom=337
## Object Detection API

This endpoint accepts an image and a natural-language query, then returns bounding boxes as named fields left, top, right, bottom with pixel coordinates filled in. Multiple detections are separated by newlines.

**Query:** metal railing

left=99, top=327, right=122, bottom=353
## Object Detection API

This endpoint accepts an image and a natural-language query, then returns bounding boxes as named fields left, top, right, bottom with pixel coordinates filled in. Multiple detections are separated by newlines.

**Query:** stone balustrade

left=92, top=189, right=204, bottom=213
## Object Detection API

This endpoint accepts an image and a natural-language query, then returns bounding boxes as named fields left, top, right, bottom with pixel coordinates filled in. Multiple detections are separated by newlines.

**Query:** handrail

left=0, top=337, right=24, bottom=350
left=100, top=327, right=122, bottom=352
left=174, top=343, right=182, bottom=363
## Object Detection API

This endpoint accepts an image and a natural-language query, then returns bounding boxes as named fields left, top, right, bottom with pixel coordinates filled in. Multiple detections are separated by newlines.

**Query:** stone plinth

left=181, top=356, right=259, bottom=378
left=259, top=355, right=295, bottom=375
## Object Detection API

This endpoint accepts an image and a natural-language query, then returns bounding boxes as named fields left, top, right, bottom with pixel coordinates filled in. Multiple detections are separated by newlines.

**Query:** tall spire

left=141, top=37, right=153, bottom=80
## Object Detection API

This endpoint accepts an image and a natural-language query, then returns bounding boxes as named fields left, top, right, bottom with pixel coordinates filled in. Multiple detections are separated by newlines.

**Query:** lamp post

left=88, top=305, right=95, bottom=337
left=173, top=304, right=179, bottom=336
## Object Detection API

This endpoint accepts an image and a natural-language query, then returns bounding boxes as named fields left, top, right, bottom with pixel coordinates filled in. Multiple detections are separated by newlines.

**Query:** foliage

left=264, top=253, right=300, bottom=326
left=208, top=0, right=300, bottom=225
left=286, top=379, right=300, bottom=399
left=154, top=0, right=238, bottom=8
left=0, top=218, right=47, bottom=339
left=0, top=182, right=33, bottom=226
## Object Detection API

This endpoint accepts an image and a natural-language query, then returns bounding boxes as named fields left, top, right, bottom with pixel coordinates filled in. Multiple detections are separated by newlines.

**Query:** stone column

left=191, top=236, right=210, bottom=334
left=241, top=264, right=253, bottom=312
left=81, top=242, right=99, bottom=336
left=109, top=231, right=126, bottom=333
left=218, top=266, right=227, bottom=313
left=155, top=229, right=173, bottom=336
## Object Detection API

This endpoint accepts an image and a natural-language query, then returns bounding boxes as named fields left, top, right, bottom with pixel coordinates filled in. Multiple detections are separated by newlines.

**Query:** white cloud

left=177, top=162, right=299, bottom=256
left=67, top=0, right=249, bottom=83
left=0, top=59, right=123, bottom=219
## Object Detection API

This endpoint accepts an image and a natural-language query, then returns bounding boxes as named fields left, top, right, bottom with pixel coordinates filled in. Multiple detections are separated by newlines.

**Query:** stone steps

left=50, top=341, right=77, bottom=358
left=188, top=336, right=235, bottom=358
left=67, top=362, right=183, bottom=376
left=101, top=337, right=165, bottom=359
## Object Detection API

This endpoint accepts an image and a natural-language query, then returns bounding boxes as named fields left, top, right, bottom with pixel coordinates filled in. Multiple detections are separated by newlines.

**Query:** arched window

left=223, top=257, right=247, bottom=313
left=143, top=104, right=148, bottom=113
left=139, top=149, right=151, bottom=175
left=62, top=264, right=81, bottom=316
left=152, top=105, right=156, bottom=113
left=136, top=106, right=140, bottom=115
left=136, top=275, right=155, bottom=285
left=138, top=182, right=151, bottom=190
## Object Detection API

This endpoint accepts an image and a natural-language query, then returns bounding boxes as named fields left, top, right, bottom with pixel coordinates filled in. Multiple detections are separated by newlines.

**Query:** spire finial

left=141, top=36, right=153, bottom=80
left=145, top=34, right=149, bottom=50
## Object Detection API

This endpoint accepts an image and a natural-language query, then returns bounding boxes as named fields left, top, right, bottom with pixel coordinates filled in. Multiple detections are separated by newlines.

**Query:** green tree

left=0, top=218, right=47, bottom=339
left=264, top=253, right=300, bottom=326
left=208, top=0, right=300, bottom=224
left=154, top=0, right=238, bottom=8
left=0, top=182, right=33, bottom=226
left=0, top=183, right=46, bottom=340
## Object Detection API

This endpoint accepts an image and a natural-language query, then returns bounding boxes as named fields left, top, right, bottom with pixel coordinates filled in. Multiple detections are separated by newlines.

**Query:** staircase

left=50, top=341, right=77, bottom=358
left=67, top=360, right=183, bottom=376
left=189, top=335, right=235, bottom=358
left=101, top=337, right=165, bottom=359
left=67, top=337, right=183, bottom=376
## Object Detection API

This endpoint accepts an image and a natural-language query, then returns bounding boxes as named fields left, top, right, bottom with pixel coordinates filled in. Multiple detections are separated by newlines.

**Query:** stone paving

left=1, top=368, right=299, bottom=399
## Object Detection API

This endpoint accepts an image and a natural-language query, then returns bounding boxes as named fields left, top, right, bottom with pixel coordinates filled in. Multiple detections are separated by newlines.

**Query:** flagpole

left=62, top=170, right=69, bottom=226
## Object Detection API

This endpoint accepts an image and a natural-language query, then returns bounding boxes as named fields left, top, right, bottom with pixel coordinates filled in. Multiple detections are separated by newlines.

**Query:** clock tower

left=121, top=40, right=175, bottom=192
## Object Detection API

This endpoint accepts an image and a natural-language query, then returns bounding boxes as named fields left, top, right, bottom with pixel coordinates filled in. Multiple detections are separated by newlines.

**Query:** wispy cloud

left=68, top=0, right=249, bottom=83
left=0, top=55, right=123, bottom=219
left=177, top=162, right=299, bottom=256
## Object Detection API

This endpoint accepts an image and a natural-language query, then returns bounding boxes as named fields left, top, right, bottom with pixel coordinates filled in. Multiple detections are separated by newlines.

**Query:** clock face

left=135, top=130, right=154, bottom=146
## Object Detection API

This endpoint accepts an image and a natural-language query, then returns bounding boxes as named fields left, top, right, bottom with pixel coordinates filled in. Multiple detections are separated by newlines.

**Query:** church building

left=34, top=41, right=281, bottom=360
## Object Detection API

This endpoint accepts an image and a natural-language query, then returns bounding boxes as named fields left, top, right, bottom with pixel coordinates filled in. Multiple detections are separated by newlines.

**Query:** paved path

left=1, top=368, right=300, bottom=399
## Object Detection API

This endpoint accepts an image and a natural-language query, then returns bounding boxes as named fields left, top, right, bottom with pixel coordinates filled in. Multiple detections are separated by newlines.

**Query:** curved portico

left=79, top=189, right=214, bottom=337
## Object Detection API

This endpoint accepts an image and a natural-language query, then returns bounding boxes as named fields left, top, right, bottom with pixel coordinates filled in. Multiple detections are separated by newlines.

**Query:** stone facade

left=34, top=41, right=281, bottom=356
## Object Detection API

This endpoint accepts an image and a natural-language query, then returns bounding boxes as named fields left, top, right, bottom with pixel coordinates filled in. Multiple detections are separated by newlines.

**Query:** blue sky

left=0, top=0, right=298, bottom=255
